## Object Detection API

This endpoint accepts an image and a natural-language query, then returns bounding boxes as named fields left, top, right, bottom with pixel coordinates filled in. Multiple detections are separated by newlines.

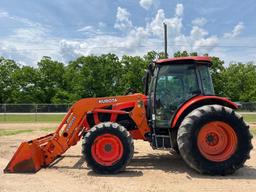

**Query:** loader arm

left=4, top=93, right=150, bottom=173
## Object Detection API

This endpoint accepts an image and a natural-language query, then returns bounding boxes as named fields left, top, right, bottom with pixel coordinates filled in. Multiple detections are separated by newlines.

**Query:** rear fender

left=170, top=95, right=238, bottom=129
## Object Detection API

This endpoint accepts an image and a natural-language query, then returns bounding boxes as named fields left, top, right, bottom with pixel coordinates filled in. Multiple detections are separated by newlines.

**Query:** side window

left=199, top=65, right=215, bottom=95
left=183, top=68, right=200, bottom=97
left=156, top=75, right=184, bottom=108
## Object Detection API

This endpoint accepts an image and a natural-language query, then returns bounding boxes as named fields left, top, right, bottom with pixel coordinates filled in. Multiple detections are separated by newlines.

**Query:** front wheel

left=82, top=122, right=134, bottom=174
left=177, top=105, right=253, bottom=175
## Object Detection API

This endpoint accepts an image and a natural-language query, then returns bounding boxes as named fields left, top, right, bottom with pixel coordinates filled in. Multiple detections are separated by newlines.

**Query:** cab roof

left=156, top=56, right=211, bottom=65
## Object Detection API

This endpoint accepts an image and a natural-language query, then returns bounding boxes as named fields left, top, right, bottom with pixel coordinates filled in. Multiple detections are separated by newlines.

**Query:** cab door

left=154, top=64, right=200, bottom=128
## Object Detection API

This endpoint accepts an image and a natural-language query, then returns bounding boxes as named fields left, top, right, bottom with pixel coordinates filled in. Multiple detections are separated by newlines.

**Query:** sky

left=0, top=0, right=256, bottom=66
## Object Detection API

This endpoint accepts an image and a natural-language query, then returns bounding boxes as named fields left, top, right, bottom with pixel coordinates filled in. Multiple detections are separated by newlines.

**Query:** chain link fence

left=1, top=102, right=255, bottom=113
left=0, top=104, right=71, bottom=113
left=0, top=104, right=71, bottom=122
left=0, top=102, right=255, bottom=122
left=238, top=102, right=256, bottom=112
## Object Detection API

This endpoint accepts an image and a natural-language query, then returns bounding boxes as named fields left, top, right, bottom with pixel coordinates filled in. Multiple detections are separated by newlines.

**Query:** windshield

left=155, top=64, right=199, bottom=128
left=198, top=65, right=215, bottom=95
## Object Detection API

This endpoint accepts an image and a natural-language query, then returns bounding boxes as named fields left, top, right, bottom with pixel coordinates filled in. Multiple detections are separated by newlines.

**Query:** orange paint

left=171, top=95, right=238, bottom=128
left=91, top=134, right=124, bottom=166
left=4, top=93, right=150, bottom=173
left=197, top=121, right=238, bottom=162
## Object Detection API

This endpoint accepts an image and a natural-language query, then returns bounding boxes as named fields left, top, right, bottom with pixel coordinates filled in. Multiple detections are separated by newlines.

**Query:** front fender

left=170, top=95, right=238, bottom=129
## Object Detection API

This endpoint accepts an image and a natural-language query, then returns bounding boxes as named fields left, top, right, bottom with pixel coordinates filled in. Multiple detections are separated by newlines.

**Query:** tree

left=11, top=66, right=40, bottom=103
left=174, top=51, right=198, bottom=57
left=0, top=51, right=256, bottom=104
left=0, top=57, right=20, bottom=103
left=121, top=55, right=148, bottom=93
left=143, top=51, right=159, bottom=63
left=209, top=56, right=226, bottom=96
left=64, top=54, right=123, bottom=100
left=222, top=63, right=256, bottom=101
left=37, top=56, right=65, bottom=103
left=174, top=51, right=189, bottom=57
left=143, top=51, right=167, bottom=62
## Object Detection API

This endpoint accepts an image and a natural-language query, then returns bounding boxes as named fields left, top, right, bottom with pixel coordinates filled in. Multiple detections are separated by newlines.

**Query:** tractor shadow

left=49, top=155, right=87, bottom=170
left=128, top=153, right=256, bottom=180
left=50, top=153, right=256, bottom=179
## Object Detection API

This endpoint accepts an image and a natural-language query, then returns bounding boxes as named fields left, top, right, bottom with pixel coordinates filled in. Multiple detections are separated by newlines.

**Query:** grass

left=0, top=113, right=255, bottom=138
left=0, top=129, right=33, bottom=136
left=242, top=114, right=256, bottom=123
left=0, top=113, right=254, bottom=123
left=41, top=127, right=55, bottom=132
left=0, top=114, right=65, bottom=123
left=0, top=127, right=55, bottom=137
left=251, top=128, right=256, bottom=135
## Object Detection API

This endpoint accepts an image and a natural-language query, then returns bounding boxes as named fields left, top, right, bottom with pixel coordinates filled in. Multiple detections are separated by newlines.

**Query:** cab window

left=155, top=64, right=199, bottom=128
left=198, top=65, right=215, bottom=95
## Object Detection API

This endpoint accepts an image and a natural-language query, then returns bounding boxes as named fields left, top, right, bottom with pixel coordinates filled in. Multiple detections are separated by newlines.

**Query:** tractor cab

left=144, top=56, right=215, bottom=128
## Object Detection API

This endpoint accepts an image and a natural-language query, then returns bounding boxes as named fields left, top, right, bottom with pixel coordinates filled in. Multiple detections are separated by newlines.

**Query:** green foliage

left=11, top=66, right=41, bottom=103
left=0, top=51, right=256, bottom=104
left=0, top=57, right=20, bottom=103
left=221, top=63, right=256, bottom=101
left=64, top=54, right=124, bottom=101
left=121, top=55, right=148, bottom=93
left=37, top=56, right=65, bottom=103
left=209, top=56, right=226, bottom=96
left=173, top=50, right=198, bottom=57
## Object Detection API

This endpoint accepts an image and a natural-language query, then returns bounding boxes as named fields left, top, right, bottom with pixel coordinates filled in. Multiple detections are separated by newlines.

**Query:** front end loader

left=4, top=56, right=253, bottom=175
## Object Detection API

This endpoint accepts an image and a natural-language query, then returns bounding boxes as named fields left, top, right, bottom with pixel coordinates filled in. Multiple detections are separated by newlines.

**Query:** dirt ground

left=0, top=123, right=256, bottom=192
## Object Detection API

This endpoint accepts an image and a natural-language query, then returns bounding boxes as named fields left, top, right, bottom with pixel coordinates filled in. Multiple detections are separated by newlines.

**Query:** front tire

left=82, top=122, right=134, bottom=174
left=177, top=105, right=253, bottom=175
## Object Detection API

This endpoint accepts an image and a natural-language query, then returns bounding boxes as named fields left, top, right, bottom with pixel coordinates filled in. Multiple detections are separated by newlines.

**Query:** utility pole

left=163, top=23, right=168, bottom=59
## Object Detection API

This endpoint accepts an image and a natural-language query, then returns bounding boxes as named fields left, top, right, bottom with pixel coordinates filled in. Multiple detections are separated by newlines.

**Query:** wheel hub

left=104, top=144, right=112, bottom=152
left=206, top=132, right=219, bottom=146
left=197, top=121, right=238, bottom=162
left=91, top=134, right=123, bottom=166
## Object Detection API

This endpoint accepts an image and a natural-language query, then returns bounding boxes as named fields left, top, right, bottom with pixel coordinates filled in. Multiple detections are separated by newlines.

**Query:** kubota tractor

left=4, top=56, right=253, bottom=175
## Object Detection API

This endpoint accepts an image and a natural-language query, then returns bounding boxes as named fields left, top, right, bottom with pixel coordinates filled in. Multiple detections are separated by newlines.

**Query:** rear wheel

left=82, top=122, right=134, bottom=174
left=177, top=105, right=253, bottom=175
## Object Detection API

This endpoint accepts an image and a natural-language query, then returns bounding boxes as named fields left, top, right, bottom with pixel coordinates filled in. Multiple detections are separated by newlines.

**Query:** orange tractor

left=4, top=56, right=253, bottom=175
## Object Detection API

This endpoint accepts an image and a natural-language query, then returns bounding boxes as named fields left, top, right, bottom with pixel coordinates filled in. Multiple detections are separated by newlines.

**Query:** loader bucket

left=4, top=108, right=82, bottom=173
left=4, top=141, right=44, bottom=173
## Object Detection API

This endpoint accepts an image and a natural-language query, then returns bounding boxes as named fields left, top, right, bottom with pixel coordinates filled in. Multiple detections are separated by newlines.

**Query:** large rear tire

left=82, top=122, right=134, bottom=174
left=177, top=104, right=253, bottom=175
